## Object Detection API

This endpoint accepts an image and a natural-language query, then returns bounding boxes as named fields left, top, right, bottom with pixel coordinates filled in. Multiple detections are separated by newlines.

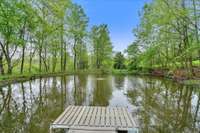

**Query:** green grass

left=193, top=60, right=200, bottom=66
left=182, top=79, right=200, bottom=85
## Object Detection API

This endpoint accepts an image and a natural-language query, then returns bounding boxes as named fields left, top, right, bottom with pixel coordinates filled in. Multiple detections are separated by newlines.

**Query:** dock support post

left=50, top=126, right=53, bottom=133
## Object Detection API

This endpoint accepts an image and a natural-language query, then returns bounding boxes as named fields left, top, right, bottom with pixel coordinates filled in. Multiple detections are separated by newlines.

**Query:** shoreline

left=0, top=72, right=73, bottom=87
left=0, top=69, right=200, bottom=87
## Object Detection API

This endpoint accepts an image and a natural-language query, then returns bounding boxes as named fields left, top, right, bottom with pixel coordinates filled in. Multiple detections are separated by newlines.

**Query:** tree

left=126, top=42, right=140, bottom=70
left=0, top=0, right=25, bottom=74
left=127, top=0, right=200, bottom=77
left=66, top=4, right=88, bottom=71
left=113, top=52, right=126, bottom=69
left=91, top=24, right=113, bottom=69
left=0, top=50, right=4, bottom=75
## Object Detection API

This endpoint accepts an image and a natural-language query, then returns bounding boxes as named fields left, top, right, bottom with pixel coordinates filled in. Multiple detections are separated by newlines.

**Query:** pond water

left=0, top=75, right=199, bottom=133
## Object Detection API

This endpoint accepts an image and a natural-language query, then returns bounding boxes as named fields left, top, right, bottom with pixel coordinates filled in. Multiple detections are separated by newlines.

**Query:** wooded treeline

left=126, top=0, right=200, bottom=77
left=1, top=0, right=200, bottom=77
left=0, top=0, right=113, bottom=75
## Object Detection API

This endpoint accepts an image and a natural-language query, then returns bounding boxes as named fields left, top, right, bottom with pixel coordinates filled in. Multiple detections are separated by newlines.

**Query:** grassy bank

left=1, top=67, right=200, bottom=87
left=0, top=69, right=112, bottom=86
left=0, top=72, right=74, bottom=87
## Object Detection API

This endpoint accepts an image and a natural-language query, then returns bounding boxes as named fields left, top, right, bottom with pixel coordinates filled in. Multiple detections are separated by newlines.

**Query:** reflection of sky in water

left=109, top=89, right=134, bottom=111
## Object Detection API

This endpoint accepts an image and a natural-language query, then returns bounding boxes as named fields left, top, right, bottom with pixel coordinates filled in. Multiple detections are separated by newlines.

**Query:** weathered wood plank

left=118, top=107, right=127, bottom=127
left=100, top=107, right=105, bottom=126
left=114, top=107, right=121, bottom=127
left=74, top=106, right=86, bottom=126
left=84, top=106, right=93, bottom=126
left=79, top=106, right=90, bottom=125
left=89, top=107, right=97, bottom=126
left=105, top=107, right=110, bottom=127
left=109, top=107, right=115, bottom=127
left=62, top=106, right=78, bottom=125
left=57, top=105, right=74, bottom=125
left=122, top=107, right=133, bottom=127
left=68, top=106, right=83, bottom=126
left=125, top=108, right=136, bottom=127
left=95, top=107, right=101, bottom=126
left=53, top=105, right=72, bottom=124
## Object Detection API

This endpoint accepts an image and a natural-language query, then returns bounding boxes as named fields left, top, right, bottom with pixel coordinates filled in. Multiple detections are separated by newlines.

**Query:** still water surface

left=0, top=75, right=199, bottom=133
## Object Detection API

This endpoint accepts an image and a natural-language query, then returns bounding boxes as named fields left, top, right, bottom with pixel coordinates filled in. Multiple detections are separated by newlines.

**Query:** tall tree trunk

left=52, top=52, right=57, bottom=73
left=0, top=51, right=4, bottom=75
left=39, top=44, right=42, bottom=73
left=60, top=41, right=63, bottom=72
left=7, top=57, right=12, bottom=74
left=43, top=45, right=48, bottom=72
left=29, top=47, right=36, bottom=73
left=60, top=22, right=64, bottom=72
left=42, top=56, right=48, bottom=72
left=73, top=37, right=77, bottom=71
left=96, top=47, right=99, bottom=69
left=64, top=50, right=67, bottom=71
left=21, top=45, right=25, bottom=74
left=5, top=40, right=12, bottom=74
left=20, top=21, right=26, bottom=74
left=0, top=41, right=12, bottom=74
left=29, top=55, right=32, bottom=73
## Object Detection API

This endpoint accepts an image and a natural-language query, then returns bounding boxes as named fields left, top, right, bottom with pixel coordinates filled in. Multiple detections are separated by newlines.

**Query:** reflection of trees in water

left=114, top=75, right=125, bottom=89
left=127, top=78, right=200, bottom=133
left=92, top=75, right=112, bottom=106
left=0, top=77, right=69, bottom=133
left=73, top=75, right=87, bottom=105
left=0, top=84, right=27, bottom=133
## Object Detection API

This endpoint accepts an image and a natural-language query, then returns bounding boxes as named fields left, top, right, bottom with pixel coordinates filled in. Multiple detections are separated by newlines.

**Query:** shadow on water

left=0, top=75, right=199, bottom=133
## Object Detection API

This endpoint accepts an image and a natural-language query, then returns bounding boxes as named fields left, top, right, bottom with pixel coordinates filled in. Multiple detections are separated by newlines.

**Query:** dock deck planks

left=50, top=106, right=137, bottom=133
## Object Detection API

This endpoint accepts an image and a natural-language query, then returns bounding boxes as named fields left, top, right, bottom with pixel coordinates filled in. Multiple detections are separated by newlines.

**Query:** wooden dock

left=50, top=106, right=138, bottom=133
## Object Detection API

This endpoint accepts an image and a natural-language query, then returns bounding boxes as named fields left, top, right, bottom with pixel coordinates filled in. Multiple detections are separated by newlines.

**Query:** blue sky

left=73, top=0, right=150, bottom=52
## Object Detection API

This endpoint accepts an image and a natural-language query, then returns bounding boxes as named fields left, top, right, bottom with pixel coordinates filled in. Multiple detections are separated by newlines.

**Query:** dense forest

left=127, top=0, right=200, bottom=79
left=0, top=0, right=200, bottom=80
left=0, top=0, right=113, bottom=75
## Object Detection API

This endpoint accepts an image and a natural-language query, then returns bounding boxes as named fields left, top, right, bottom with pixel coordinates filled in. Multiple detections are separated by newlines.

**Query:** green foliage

left=127, top=0, right=200, bottom=78
left=66, top=3, right=89, bottom=70
left=91, top=24, right=113, bottom=70
left=0, top=0, right=115, bottom=76
left=113, top=52, right=126, bottom=69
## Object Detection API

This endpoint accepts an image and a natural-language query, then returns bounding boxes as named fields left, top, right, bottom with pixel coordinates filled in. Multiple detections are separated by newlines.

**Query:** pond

left=0, top=75, right=199, bottom=133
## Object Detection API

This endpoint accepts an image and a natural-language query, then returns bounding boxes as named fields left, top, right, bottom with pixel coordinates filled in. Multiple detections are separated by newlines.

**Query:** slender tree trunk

left=20, top=21, right=26, bottom=74
left=63, top=50, right=67, bottom=71
left=29, top=47, right=36, bottom=73
left=42, top=56, right=48, bottom=72
left=43, top=45, right=48, bottom=72
left=0, top=51, right=4, bottom=75
left=60, top=22, right=64, bottom=72
left=39, top=44, right=42, bottom=73
left=96, top=47, right=100, bottom=69
left=52, top=51, right=57, bottom=72
left=7, top=57, right=12, bottom=74
left=29, top=56, right=32, bottom=73
left=21, top=45, right=25, bottom=74
left=61, top=42, right=63, bottom=72
left=73, top=37, right=77, bottom=71
left=0, top=42, right=12, bottom=74
left=5, top=41, right=12, bottom=74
